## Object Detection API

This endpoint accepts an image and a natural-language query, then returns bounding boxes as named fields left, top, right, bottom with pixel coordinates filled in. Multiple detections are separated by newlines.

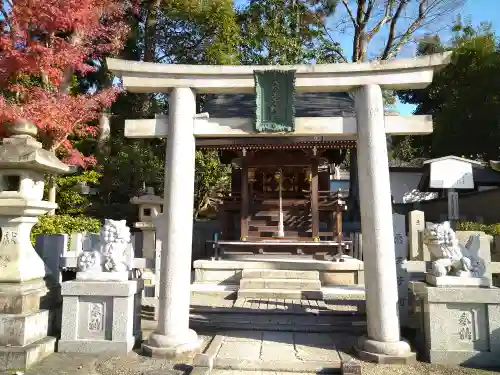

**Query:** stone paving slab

left=195, top=330, right=345, bottom=373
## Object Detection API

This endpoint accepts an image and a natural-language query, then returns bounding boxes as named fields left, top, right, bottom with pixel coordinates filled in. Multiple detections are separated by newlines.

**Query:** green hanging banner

left=254, top=70, right=296, bottom=133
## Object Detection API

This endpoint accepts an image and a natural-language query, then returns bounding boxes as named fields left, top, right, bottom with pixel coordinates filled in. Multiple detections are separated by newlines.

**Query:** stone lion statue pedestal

left=58, top=220, right=143, bottom=354
left=408, top=221, right=500, bottom=367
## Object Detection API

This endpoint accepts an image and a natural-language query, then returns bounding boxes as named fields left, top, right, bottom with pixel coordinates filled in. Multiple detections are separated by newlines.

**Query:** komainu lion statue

left=423, top=221, right=486, bottom=278
left=77, top=219, right=132, bottom=274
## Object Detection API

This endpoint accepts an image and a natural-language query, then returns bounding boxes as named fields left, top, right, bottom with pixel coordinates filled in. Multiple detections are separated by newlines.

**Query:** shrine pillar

left=143, top=87, right=199, bottom=357
left=310, top=156, right=319, bottom=239
left=354, top=84, right=415, bottom=363
left=240, top=149, right=249, bottom=240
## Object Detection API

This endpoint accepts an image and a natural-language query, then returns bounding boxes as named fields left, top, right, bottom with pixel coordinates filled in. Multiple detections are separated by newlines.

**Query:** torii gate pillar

left=142, top=88, right=200, bottom=357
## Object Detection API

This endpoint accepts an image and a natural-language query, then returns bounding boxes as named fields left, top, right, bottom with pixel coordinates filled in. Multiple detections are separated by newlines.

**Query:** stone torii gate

left=107, top=53, right=450, bottom=362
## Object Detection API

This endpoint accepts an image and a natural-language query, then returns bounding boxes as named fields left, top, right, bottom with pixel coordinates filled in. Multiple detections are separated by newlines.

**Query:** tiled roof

left=203, top=92, right=355, bottom=118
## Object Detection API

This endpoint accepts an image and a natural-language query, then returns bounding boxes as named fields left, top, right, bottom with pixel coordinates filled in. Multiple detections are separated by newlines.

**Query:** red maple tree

left=0, top=0, right=133, bottom=166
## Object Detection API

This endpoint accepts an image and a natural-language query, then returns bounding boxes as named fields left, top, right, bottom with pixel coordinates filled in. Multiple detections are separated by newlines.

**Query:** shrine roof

left=196, top=137, right=355, bottom=150
left=197, top=92, right=354, bottom=150
left=203, top=92, right=354, bottom=118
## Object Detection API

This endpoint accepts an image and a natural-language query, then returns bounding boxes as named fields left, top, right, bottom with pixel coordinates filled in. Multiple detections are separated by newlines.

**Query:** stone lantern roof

left=130, top=187, right=163, bottom=225
left=130, top=187, right=163, bottom=205
left=0, top=120, right=70, bottom=175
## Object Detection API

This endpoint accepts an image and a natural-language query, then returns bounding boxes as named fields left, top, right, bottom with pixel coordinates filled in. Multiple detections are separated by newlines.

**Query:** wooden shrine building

left=198, top=92, right=353, bottom=258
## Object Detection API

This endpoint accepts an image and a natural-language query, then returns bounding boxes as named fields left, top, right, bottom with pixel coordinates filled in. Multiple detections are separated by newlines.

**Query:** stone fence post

left=35, top=234, right=69, bottom=284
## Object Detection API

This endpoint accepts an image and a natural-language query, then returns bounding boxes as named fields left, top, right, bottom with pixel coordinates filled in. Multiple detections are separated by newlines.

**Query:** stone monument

left=393, top=213, right=409, bottom=326
left=408, top=210, right=425, bottom=260
left=409, top=220, right=500, bottom=366
left=58, top=219, right=143, bottom=354
left=0, top=120, right=70, bottom=370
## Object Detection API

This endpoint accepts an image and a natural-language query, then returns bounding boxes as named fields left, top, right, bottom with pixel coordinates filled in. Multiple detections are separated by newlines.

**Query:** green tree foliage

left=31, top=215, right=101, bottom=244
left=157, top=0, right=240, bottom=64
left=46, top=170, right=102, bottom=216
left=92, top=138, right=165, bottom=222
left=73, top=0, right=241, bottom=221
left=457, top=221, right=500, bottom=237
left=194, top=151, right=231, bottom=218
left=396, top=21, right=500, bottom=161
left=237, top=0, right=342, bottom=65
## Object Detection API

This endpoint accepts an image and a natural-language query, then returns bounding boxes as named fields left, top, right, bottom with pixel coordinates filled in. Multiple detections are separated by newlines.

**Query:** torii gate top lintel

left=106, top=52, right=451, bottom=94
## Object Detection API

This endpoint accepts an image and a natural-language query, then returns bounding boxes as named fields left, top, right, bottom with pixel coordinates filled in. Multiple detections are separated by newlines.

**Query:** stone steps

left=242, top=269, right=319, bottom=280
left=239, top=268, right=322, bottom=299
left=249, top=225, right=311, bottom=231
left=248, top=230, right=307, bottom=238
left=190, top=300, right=364, bottom=315
left=189, top=312, right=366, bottom=333
left=238, top=289, right=323, bottom=299
left=240, top=278, right=322, bottom=290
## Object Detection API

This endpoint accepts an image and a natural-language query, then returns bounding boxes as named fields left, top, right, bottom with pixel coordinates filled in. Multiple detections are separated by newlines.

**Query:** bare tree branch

left=337, top=0, right=464, bottom=62
left=341, top=0, right=357, bottom=26
left=381, top=0, right=412, bottom=60
left=366, top=0, right=394, bottom=40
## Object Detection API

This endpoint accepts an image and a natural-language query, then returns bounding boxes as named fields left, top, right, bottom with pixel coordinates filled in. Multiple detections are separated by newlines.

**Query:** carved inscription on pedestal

left=0, top=230, right=18, bottom=245
left=0, top=255, right=9, bottom=268
left=88, top=302, right=105, bottom=332
left=458, top=311, right=474, bottom=342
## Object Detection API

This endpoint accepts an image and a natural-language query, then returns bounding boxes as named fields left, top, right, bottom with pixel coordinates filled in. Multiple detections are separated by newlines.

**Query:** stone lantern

left=0, top=120, right=70, bottom=370
left=130, top=187, right=163, bottom=300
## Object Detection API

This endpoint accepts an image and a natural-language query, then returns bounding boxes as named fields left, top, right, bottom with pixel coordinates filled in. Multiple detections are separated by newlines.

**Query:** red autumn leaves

left=0, top=0, right=134, bottom=166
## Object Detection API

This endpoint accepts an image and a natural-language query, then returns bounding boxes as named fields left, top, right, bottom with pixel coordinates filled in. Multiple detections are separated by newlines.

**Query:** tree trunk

left=140, top=0, right=162, bottom=114
left=98, top=109, right=111, bottom=152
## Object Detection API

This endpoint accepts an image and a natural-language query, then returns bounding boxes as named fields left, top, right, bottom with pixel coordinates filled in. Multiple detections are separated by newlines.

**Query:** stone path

left=194, top=330, right=357, bottom=373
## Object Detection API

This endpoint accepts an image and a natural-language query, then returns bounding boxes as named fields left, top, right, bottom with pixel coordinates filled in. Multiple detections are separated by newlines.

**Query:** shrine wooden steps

left=188, top=297, right=366, bottom=333
left=249, top=202, right=312, bottom=239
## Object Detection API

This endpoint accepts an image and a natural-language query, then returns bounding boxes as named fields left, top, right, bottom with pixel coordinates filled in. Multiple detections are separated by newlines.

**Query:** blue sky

left=234, top=0, right=500, bottom=114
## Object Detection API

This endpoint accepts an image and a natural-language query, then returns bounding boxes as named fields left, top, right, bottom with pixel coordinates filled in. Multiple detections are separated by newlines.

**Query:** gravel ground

left=1, top=333, right=213, bottom=375
left=4, top=352, right=500, bottom=375
left=360, top=362, right=500, bottom=375
left=210, top=365, right=500, bottom=375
